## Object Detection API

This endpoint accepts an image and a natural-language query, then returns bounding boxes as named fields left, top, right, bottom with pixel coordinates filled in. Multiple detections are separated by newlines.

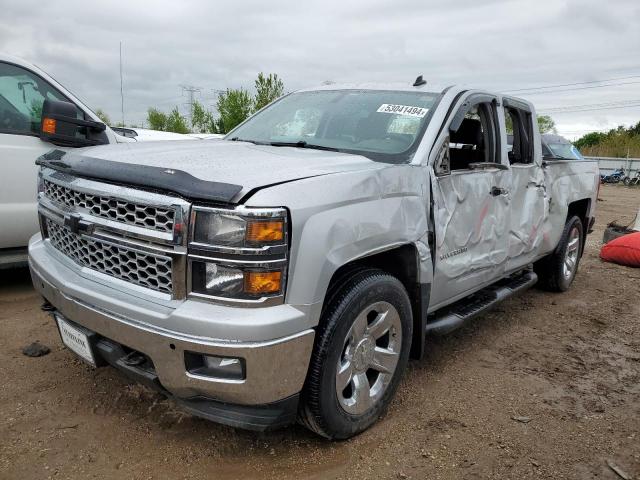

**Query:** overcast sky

left=2, top=0, right=639, bottom=139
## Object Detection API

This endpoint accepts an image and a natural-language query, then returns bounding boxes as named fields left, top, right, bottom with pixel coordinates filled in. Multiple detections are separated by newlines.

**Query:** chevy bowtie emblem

left=164, top=169, right=176, bottom=175
left=64, top=213, right=93, bottom=235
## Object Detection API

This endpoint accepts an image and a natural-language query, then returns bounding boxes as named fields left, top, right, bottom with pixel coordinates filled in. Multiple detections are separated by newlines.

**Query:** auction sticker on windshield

left=377, top=104, right=429, bottom=117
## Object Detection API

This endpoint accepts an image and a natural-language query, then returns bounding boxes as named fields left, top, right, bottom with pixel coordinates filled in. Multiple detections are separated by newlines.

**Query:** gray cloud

left=2, top=0, right=639, bottom=138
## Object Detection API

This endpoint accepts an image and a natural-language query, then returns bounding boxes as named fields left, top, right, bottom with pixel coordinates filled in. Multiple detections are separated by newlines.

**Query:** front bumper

left=29, top=234, right=315, bottom=413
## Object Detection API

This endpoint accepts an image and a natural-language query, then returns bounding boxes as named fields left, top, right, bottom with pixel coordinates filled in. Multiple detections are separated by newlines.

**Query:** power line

left=509, top=80, right=640, bottom=96
left=540, top=99, right=640, bottom=114
left=155, top=96, right=184, bottom=105
left=559, top=128, right=618, bottom=134
left=542, top=103, right=640, bottom=114
left=503, top=73, right=640, bottom=93
left=541, top=99, right=640, bottom=112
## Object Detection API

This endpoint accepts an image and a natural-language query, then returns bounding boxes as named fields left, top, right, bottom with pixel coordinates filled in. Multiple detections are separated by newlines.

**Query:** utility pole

left=119, top=42, right=125, bottom=127
left=180, top=85, right=202, bottom=128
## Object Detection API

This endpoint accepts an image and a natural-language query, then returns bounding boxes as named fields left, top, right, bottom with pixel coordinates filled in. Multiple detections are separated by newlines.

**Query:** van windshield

left=226, top=89, right=440, bottom=163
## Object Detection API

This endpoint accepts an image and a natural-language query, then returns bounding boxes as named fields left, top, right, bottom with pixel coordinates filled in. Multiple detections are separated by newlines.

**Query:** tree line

left=95, top=73, right=284, bottom=134
left=573, top=121, right=640, bottom=158
left=132, top=73, right=283, bottom=135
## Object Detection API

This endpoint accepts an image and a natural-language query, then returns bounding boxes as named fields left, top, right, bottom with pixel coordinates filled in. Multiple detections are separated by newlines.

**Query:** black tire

left=623, top=177, right=631, bottom=186
left=298, top=269, right=413, bottom=439
left=534, top=215, right=584, bottom=292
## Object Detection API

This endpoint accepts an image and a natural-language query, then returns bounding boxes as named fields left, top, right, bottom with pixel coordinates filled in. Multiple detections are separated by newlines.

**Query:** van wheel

left=534, top=215, right=584, bottom=292
left=298, top=269, right=412, bottom=439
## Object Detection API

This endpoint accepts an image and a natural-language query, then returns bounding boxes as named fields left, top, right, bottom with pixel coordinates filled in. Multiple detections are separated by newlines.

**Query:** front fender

left=245, top=165, right=431, bottom=325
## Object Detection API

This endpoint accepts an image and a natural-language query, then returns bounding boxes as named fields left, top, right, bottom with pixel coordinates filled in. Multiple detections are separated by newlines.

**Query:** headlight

left=190, top=261, right=285, bottom=300
left=193, top=209, right=285, bottom=248
left=188, top=206, right=288, bottom=305
left=193, top=212, right=246, bottom=246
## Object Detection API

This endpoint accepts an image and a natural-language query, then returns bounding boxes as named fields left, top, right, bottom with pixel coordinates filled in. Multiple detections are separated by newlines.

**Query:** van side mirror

left=40, top=99, right=107, bottom=147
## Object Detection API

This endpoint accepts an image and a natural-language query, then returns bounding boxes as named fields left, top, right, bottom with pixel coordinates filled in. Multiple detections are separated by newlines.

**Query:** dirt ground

left=1, top=184, right=639, bottom=480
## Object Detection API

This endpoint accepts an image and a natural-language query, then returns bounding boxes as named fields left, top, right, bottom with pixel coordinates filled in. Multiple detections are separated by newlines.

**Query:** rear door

left=503, top=98, right=548, bottom=270
left=428, top=93, right=512, bottom=309
left=0, top=61, right=82, bottom=249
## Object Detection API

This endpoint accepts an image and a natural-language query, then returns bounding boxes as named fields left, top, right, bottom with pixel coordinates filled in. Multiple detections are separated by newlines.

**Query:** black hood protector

left=36, top=150, right=243, bottom=203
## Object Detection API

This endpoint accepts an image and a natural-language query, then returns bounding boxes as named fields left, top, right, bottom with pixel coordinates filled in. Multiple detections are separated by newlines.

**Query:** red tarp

left=600, top=231, right=640, bottom=267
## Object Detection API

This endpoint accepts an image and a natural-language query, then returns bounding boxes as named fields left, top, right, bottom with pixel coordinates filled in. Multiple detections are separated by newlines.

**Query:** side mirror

left=40, top=99, right=107, bottom=147
left=434, top=137, right=451, bottom=176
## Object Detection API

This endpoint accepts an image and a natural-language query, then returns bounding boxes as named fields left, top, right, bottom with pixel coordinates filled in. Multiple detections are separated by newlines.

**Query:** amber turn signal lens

left=42, top=117, right=56, bottom=134
left=244, top=271, right=282, bottom=295
left=245, top=220, right=284, bottom=243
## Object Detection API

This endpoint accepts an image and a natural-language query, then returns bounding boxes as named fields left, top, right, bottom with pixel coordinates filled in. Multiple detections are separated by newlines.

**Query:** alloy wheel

left=563, top=226, right=581, bottom=280
left=335, top=301, right=402, bottom=415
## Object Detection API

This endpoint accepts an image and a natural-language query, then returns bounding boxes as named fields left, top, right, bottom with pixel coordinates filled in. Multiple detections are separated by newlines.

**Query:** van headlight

left=188, top=206, right=288, bottom=305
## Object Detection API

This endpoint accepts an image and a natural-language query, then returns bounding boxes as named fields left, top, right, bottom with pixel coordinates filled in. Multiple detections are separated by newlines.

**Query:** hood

left=37, top=140, right=384, bottom=204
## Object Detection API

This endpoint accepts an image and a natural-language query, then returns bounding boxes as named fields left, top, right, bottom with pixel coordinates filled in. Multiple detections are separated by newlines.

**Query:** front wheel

left=534, top=215, right=584, bottom=292
left=623, top=177, right=631, bottom=186
left=298, top=269, right=413, bottom=439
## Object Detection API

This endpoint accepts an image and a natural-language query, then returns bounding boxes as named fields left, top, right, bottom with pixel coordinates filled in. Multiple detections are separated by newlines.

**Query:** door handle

left=490, top=186, right=508, bottom=196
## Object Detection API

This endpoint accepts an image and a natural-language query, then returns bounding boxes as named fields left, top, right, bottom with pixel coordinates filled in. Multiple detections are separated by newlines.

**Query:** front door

left=0, top=61, right=80, bottom=249
left=428, top=95, right=512, bottom=309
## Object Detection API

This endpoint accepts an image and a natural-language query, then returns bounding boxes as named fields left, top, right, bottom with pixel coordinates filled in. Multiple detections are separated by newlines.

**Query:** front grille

left=46, top=219, right=173, bottom=294
left=44, top=180, right=175, bottom=233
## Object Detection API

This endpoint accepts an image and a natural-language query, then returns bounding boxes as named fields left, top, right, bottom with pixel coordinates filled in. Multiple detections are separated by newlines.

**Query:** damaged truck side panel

left=540, top=160, right=599, bottom=253
left=28, top=83, right=598, bottom=439
left=247, top=164, right=431, bottom=307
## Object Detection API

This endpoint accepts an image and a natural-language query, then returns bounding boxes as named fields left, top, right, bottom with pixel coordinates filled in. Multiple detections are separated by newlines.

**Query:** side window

left=0, top=62, right=78, bottom=136
left=504, top=106, right=533, bottom=164
left=448, top=102, right=497, bottom=171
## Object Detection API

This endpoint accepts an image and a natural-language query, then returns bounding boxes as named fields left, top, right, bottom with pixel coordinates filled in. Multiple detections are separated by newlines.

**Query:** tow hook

left=41, top=301, right=55, bottom=312
left=122, top=350, right=147, bottom=367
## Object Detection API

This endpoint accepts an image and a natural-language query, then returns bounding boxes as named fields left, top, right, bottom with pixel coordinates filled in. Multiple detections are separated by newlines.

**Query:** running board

left=425, top=271, right=538, bottom=336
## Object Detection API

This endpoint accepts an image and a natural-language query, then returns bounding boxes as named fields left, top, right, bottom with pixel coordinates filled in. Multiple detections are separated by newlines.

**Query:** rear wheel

left=534, top=215, right=584, bottom=292
left=298, top=269, right=412, bottom=439
left=623, top=177, right=631, bottom=186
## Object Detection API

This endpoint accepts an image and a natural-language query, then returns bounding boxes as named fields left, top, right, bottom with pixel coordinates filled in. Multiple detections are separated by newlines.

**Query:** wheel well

left=567, top=198, right=591, bottom=254
left=323, top=244, right=427, bottom=359
left=567, top=198, right=590, bottom=224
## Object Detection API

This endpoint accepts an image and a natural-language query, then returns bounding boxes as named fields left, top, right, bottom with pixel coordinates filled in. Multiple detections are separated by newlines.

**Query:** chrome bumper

left=29, top=235, right=314, bottom=405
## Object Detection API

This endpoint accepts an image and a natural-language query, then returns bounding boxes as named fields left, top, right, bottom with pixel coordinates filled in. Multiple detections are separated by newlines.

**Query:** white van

left=0, top=55, right=185, bottom=267
left=112, top=127, right=197, bottom=141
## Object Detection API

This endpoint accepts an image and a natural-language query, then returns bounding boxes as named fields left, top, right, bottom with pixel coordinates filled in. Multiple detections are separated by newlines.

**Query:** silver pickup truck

left=28, top=81, right=599, bottom=439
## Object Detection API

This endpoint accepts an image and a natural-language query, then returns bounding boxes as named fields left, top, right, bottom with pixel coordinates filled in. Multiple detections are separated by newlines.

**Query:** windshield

left=546, top=142, right=584, bottom=160
left=227, top=89, right=440, bottom=163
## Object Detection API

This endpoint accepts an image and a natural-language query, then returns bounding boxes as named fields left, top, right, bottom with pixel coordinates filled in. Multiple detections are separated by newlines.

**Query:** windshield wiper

left=228, top=137, right=260, bottom=144
left=268, top=140, right=340, bottom=152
